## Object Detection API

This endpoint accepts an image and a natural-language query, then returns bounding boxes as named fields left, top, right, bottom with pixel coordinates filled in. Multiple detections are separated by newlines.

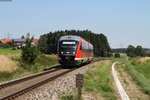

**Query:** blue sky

left=0, top=0, right=150, bottom=48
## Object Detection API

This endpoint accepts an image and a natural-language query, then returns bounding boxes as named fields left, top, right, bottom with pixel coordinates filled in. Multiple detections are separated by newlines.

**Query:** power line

left=6, top=33, right=12, bottom=39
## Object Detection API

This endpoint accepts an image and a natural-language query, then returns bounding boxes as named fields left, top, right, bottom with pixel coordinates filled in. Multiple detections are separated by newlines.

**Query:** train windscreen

left=59, top=40, right=78, bottom=47
left=59, top=40, right=78, bottom=54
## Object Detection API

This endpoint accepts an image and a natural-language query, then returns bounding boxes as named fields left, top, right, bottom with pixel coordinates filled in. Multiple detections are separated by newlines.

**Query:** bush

left=21, top=33, right=39, bottom=65
left=1, top=42, right=12, bottom=48
left=114, top=53, right=120, bottom=58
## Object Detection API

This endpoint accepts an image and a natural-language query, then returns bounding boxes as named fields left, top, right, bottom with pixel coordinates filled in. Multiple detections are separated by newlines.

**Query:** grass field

left=119, top=58, right=150, bottom=95
left=120, top=53, right=128, bottom=58
left=133, top=59, right=150, bottom=80
left=0, top=48, right=21, bottom=55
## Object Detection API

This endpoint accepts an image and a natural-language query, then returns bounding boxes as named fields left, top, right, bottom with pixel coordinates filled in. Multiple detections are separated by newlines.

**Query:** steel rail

left=0, top=66, right=61, bottom=90
left=0, top=68, right=75, bottom=100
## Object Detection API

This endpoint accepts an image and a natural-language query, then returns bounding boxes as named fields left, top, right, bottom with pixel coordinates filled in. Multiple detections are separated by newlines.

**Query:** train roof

left=59, top=35, right=81, bottom=41
left=59, top=35, right=93, bottom=46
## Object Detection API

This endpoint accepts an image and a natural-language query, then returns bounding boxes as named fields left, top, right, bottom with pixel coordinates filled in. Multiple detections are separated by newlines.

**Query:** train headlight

left=73, top=52, right=75, bottom=54
left=61, top=52, right=63, bottom=54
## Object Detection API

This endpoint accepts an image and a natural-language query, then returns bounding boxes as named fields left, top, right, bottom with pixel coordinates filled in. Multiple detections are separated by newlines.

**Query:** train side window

left=81, top=42, right=86, bottom=50
left=85, top=42, right=88, bottom=51
left=80, top=43, right=84, bottom=50
left=80, top=44, right=83, bottom=50
left=89, top=45, right=93, bottom=52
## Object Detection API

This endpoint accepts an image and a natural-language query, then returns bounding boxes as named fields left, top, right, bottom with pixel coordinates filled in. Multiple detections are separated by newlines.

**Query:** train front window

left=59, top=40, right=78, bottom=54
left=60, top=40, right=78, bottom=47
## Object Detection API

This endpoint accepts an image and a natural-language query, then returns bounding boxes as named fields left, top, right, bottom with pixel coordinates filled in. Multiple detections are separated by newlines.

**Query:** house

left=11, top=38, right=26, bottom=49
left=12, top=38, right=39, bottom=48
left=0, top=39, right=12, bottom=44
left=12, top=38, right=39, bottom=45
left=32, top=39, right=39, bottom=45
left=0, top=38, right=39, bottom=48
left=0, top=39, right=12, bottom=48
left=12, top=38, right=26, bottom=45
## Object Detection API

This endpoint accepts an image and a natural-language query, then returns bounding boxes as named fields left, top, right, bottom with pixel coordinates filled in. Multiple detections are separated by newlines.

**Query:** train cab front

left=58, top=40, right=80, bottom=66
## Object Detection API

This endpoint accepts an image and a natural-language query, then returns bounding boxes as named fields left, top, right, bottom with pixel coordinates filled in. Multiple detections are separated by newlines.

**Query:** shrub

left=21, top=33, right=39, bottom=65
left=114, top=53, right=120, bottom=58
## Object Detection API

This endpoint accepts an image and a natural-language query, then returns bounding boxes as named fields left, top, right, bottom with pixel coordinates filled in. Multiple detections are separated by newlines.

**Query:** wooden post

left=76, top=73, right=84, bottom=100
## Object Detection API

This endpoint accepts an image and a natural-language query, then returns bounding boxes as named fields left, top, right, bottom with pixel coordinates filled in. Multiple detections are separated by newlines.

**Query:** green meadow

left=119, top=58, right=150, bottom=95
left=0, top=48, right=21, bottom=55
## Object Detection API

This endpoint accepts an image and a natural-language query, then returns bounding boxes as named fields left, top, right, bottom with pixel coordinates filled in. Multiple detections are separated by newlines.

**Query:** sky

left=0, top=0, right=150, bottom=48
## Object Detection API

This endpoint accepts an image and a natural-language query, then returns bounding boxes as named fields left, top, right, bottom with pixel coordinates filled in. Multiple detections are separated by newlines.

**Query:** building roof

left=0, top=38, right=39, bottom=44
left=59, top=35, right=81, bottom=41
left=13, top=39, right=26, bottom=43
left=32, top=39, right=39, bottom=44
left=0, top=39, right=12, bottom=44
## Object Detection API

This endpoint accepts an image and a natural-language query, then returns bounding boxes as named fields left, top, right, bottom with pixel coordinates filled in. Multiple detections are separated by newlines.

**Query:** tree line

left=127, top=45, right=150, bottom=57
left=38, top=30, right=111, bottom=57
left=112, top=45, right=150, bottom=58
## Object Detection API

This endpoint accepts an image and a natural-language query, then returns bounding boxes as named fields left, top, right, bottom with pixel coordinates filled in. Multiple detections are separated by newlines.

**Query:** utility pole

left=120, top=43, right=123, bottom=53
left=6, top=33, right=12, bottom=39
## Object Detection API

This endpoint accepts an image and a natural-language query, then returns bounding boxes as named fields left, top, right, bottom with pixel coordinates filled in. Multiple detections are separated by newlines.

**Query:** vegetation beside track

left=118, top=57, right=150, bottom=95
left=61, top=60, right=117, bottom=100
left=83, top=60, right=117, bottom=100
left=0, top=54, right=58, bottom=82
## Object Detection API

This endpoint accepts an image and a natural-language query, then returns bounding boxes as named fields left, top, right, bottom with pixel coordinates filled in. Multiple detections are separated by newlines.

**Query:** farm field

left=117, top=57, right=150, bottom=97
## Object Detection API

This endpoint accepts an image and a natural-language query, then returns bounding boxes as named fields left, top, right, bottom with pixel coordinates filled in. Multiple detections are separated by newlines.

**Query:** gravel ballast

left=16, top=62, right=98, bottom=100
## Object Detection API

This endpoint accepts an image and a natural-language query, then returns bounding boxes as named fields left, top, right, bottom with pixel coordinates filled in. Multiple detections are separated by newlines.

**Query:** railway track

left=0, top=66, right=61, bottom=90
left=0, top=68, right=76, bottom=100
left=0, top=60, right=101, bottom=100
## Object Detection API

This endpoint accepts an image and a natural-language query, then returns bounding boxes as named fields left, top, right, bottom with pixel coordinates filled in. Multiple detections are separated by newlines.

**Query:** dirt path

left=82, top=93, right=106, bottom=100
left=116, top=62, right=150, bottom=100
left=112, top=62, right=130, bottom=100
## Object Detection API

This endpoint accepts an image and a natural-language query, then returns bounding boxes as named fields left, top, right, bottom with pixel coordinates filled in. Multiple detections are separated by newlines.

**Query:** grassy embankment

left=118, top=57, right=150, bottom=95
left=61, top=60, right=117, bottom=100
left=84, top=60, right=117, bottom=100
left=0, top=48, right=58, bottom=82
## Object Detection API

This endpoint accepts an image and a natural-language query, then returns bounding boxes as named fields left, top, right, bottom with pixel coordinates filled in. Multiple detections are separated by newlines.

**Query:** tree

left=38, top=34, right=48, bottom=54
left=38, top=30, right=111, bottom=57
left=136, top=45, right=145, bottom=57
left=127, top=45, right=136, bottom=57
left=21, top=33, right=39, bottom=65
left=1, top=42, right=12, bottom=48
left=126, top=45, right=145, bottom=57
left=21, top=35, right=25, bottom=39
left=0, top=41, right=2, bottom=47
left=114, top=53, right=120, bottom=58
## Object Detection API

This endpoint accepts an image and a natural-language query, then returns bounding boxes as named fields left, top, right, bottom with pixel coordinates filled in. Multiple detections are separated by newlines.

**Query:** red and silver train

left=58, top=35, right=93, bottom=65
